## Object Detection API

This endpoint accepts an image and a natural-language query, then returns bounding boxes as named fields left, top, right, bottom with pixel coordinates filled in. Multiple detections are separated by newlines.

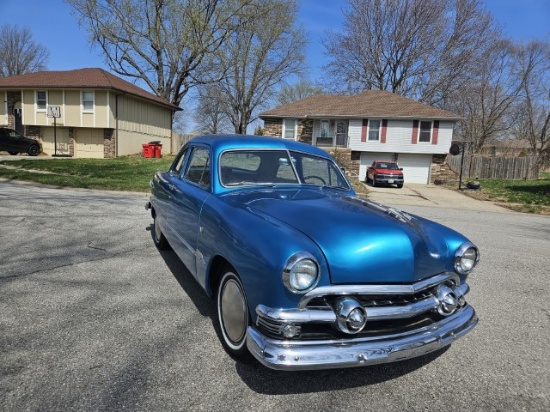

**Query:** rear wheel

left=8, top=151, right=18, bottom=155
left=27, top=145, right=40, bottom=156
left=152, top=214, right=170, bottom=250
left=217, top=269, right=250, bottom=359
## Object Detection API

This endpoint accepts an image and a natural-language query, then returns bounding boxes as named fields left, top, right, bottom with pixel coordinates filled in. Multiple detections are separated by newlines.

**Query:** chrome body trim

left=247, top=305, right=478, bottom=371
left=298, top=272, right=460, bottom=309
left=256, top=282, right=469, bottom=324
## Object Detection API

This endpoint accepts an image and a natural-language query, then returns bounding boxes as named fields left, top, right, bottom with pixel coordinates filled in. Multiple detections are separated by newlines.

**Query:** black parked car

left=0, top=127, right=42, bottom=156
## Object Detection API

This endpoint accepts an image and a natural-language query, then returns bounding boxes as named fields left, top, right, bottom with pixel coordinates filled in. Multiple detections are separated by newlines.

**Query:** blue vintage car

left=146, top=135, right=479, bottom=370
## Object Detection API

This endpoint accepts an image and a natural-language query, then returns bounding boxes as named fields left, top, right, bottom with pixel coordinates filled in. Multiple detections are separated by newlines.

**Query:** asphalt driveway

left=1, top=180, right=549, bottom=411
left=365, top=182, right=510, bottom=213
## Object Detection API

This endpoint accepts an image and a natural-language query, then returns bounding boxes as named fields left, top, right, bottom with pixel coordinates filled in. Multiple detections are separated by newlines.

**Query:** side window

left=171, top=148, right=188, bottom=177
left=36, top=91, right=47, bottom=110
left=419, top=121, right=432, bottom=142
left=183, top=147, right=211, bottom=190
left=82, top=91, right=94, bottom=112
left=283, top=118, right=296, bottom=140
left=368, top=120, right=380, bottom=141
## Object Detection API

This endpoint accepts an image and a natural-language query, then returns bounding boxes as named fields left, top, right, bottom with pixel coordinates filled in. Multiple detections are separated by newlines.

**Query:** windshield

left=219, top=149, right=349, bottom=190
left=376, top=162, right=399, bottom=170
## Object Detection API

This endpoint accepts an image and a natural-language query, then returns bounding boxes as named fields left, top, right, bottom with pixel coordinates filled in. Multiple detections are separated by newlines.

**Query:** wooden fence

left=447, top=155, right=539, bottom=180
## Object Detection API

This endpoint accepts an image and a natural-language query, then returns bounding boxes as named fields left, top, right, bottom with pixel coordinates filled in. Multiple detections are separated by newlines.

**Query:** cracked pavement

left=1, top=179, right=549, bottom=411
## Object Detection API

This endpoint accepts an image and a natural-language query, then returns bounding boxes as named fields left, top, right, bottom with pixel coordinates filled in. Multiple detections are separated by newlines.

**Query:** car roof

left=188, top=134, right=332, bottom=158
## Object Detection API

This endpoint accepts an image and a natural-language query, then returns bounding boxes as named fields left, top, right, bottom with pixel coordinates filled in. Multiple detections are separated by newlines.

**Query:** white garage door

left=359, top=152, right=394, bottom=181
left=75, top=129, right=104, bottom=158
left=397, top=154, right=432, bottom=184
left=42, top=127, right=70, bottom=156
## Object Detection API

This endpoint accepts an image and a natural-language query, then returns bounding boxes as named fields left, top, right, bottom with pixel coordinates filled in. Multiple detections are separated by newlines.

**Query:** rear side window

left=171, top=148, right=188, bottom=176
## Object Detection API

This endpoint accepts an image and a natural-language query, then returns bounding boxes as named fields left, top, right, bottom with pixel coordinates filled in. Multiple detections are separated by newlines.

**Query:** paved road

left=1, top=180, right=549, bottom=411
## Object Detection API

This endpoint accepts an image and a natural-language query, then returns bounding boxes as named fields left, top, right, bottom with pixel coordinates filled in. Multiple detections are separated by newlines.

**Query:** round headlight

left=454, top=243, right=479, bottom=275
left=283, top=252, right=320, bottom=294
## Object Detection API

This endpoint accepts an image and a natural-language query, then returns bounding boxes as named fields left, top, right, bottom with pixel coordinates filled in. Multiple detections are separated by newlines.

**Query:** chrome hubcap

left=221, top=278, right=247, bottom=344
left=154, top=218, right=162, bottom=241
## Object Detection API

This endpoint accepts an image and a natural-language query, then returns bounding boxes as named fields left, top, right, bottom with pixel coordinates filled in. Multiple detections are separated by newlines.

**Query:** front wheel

left=217, top=270, right=250, bottom=359
left=27, top=145, right=40, bottom=156
left=8, top=151, right=18, bottom=155
left=397, top=183, right=403, bottom=188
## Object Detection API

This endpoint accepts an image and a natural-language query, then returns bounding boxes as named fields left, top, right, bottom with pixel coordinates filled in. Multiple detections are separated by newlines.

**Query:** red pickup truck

left=365, top=161, right=404, bottom=188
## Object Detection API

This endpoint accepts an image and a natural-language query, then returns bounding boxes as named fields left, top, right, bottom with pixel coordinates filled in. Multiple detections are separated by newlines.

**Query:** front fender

left=198, top=197, right=329, bottom=320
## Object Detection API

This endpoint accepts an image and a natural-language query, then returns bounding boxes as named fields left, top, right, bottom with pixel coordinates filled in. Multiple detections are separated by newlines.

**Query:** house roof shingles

left=0, top=68, right=179, bottom=110
left=260, top=90, right=460, bottom=120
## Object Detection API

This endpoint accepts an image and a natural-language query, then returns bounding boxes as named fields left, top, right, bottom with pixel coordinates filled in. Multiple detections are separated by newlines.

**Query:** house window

left=419, top=121, right=432, bottom=142
left=368, top=120, right=380, bottom=141
left=82, top=91, right=94, bottom=112
left=320, top=120, right=329, bottom=138
left=36, top=91, right=47, bottom=110
left=283, top=118, right=296, bottom=139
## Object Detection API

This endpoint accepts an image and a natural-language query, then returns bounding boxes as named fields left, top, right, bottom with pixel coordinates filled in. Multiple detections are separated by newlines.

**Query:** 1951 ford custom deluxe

left=146, top=135, right=479, bottom=370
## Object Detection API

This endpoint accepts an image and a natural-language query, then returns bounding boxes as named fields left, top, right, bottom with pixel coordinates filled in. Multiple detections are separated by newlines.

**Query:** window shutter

left=412, top=120, right=419, bottom=144
left=361, top=119, right=368, bottom=142
left=381, top=119, right=388, bottom=144
left=432, top=121, right=439, bottom=145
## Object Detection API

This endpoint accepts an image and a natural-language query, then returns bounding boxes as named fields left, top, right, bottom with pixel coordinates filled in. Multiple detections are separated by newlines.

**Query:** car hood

left=374, top=168, right=401, bottom=174
left=223, top=188, right=463, bottom=284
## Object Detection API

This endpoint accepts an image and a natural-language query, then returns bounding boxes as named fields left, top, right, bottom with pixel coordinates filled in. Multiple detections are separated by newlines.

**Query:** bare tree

left=194, top=86, right=233, bottom=134
left=66, top=0, right=256, bottom=106
left=448, top=40, right=528, bottom=153
left=0, top=24, right=49, bottom=77
left=277, top=80, right=324, bottom=105
left=215, top=0, right=306, bottom=134
left=323, top=0, right=500, bottom=105
left=510, top=41, right=550, bottom=167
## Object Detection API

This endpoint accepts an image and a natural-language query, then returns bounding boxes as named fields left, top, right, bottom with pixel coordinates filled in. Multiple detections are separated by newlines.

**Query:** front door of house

left=336, top=121, right=348, bottom=146
left=14, top=104, right=23, bottom=134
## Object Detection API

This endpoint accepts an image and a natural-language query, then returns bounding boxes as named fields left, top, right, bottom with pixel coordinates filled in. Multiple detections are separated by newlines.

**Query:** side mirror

left=399, top=167, right=403, bottom=171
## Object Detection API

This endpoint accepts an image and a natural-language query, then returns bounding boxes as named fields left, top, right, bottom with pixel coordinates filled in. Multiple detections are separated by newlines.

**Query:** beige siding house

left=260, top=90, right=461, bottom=184
left=0, top=68, right=180, bottom=158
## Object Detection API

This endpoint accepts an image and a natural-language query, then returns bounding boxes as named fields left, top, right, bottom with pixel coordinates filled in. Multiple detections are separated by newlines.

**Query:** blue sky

left=1, top=0, right=548, bottom=89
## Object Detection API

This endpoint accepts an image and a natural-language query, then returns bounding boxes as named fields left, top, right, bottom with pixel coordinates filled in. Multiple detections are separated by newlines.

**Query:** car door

left=367, top=162, right=375, bottom=180
left=8, top=129, right=28, bottom=152
left=166, top=145, right=212, bottom=277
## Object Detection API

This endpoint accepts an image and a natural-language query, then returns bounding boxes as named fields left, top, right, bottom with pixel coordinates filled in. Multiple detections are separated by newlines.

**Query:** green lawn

left=0, top=156, right=174, bottom=192
left=461, top=172, right=550, bottom=214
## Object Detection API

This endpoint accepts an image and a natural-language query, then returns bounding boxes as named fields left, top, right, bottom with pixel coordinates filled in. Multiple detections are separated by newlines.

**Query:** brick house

left=0, top=68, right=180, bottom=158
left=260, top=90, right=461, bottom=184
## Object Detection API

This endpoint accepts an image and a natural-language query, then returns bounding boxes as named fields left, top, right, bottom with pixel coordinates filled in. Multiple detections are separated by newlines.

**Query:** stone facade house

left=0, top=68, right=180, bottom=158
left=260, top=90, right=461, bottom=184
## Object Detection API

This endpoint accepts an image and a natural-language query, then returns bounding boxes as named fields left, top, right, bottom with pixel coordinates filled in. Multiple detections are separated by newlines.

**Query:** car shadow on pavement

left=148, top=226, right=214, bottom=318
left=234, top=346, right=449, bottom=394
left=148, top=225, right=450, bottom=394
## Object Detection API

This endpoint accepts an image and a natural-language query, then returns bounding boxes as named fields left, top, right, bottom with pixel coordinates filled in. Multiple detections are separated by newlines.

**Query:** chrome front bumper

left=246, top=305, right=478, bottom=371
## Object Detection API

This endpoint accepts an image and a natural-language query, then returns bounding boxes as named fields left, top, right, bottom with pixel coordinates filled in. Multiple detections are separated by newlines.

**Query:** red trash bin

left=142, top=143, right=153, bottom=158
left=154, top=143, right=162, bottom=158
